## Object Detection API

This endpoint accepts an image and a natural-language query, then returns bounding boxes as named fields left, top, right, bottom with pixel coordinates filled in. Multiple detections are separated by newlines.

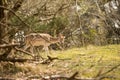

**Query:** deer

left=23, top=33, right=65, bottom=56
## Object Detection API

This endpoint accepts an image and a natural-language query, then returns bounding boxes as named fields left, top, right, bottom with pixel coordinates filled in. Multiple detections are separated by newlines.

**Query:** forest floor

left=0, top=44, right=120, bottom=80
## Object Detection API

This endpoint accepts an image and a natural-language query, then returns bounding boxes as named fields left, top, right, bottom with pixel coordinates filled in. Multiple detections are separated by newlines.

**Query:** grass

left=49, top=44, right=120, bottom=79
left=0, top=44, right=120, bottom=80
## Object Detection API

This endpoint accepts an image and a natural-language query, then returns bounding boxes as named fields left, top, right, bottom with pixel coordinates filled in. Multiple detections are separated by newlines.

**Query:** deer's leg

left=32, top=46, right=38, bottom=57
left=24, top=44, right=34, bottom=54
left=36, top=47, right=44, bottom=60
left=24, top=45, right=30, bottom=51
left=30, top=46, right=37, bottom=56
left=44, top=46, right=49, bottom=56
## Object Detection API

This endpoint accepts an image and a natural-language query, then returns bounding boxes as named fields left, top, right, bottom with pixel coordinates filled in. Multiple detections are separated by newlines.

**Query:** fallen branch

left=14, top=47, right=34, bottom=57
left=0, top=43, right=20, bottom=48
left=0, top=43, right=19, bottom=58
left=0, top=77, right=15, bottom=80
left=41, top=71, right=98, bottom=80
left=0, top=58, right=31, bottom=63
left=102, top=63, right=120, bottom=75
left=0, top=43, right=34, bottom=58
left=40, top=56, right=58, bottom=64
left=40, top=55, right=71, bottom=64
left=97, top=63, right=120, bottom=80
left=68, top=71, right=79, bottom=80
left=0, top=47, right=12, bottom=59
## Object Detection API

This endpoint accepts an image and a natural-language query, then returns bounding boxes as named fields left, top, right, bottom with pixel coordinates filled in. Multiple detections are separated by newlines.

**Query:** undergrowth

left=0, top=44, right=120, bottom=80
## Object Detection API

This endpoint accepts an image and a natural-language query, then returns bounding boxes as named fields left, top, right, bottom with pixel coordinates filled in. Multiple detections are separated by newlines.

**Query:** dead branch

left=14, top=47, right=34, bottom=57
left=95, top=68, right=104, bottom=78
left=97, top=63, right=120, bottom=79
left=68, top=71, right=79, bottom=80
left=99, top=76, right=116, bottom=80
left=37, top=4, right=70, bottom=22
left=0, top=43, right=34, bottom=58
left=41, top=71, right=98, bottom=80
left=0, top=43, right=20, bottom=48
left=40, top=56, right=58, bottom=64
left=0, top=43, right=20, bottom=58
left=40, top=56, right=71, bottom=64
left=39, top=55, right=71, bottom=64
left=0, top=47, right=12, bottom=59
left=47, top=55, right=58, bottom=61
left=0, top=44, right=33, bottom=62
left=39, top=0, right=50, bottom=11
left=0, top=22, right=8, bottom=27
left=0, top=58, right=30, bottom=63
left=0, top=77, right=15, bottom=80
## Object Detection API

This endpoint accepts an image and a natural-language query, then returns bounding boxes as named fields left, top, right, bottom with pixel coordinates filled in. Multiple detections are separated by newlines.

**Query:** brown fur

left=24, top=33, right=65, bottom=54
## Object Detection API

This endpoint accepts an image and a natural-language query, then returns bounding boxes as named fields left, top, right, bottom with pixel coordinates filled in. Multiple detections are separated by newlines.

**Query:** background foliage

left=0, top=0, right=120, bottom=47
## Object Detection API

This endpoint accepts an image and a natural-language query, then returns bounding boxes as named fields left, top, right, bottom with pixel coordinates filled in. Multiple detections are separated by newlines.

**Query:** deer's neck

left=50, top=37, right=60, bottom=44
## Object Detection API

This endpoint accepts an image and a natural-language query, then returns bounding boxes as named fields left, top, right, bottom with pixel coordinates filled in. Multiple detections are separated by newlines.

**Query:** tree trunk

left=0, top=0, right=5, bottom=44
left=0, top=0, right=24, bottom=58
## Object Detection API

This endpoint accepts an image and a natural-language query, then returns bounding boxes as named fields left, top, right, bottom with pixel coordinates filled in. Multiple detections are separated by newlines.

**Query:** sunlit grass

left=53, top=44, right=120, bottom=60
left=48, top=44, right=120, bottom=79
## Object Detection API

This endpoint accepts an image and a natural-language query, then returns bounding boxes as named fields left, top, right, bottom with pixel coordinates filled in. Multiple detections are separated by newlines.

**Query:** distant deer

left=23, top=33, right=65, bottom=55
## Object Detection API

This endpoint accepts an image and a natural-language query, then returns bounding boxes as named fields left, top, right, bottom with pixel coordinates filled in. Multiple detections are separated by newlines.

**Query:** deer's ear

left=59, top=33, right=64, bottom=36
left=58, top=33, right=65, bottom=38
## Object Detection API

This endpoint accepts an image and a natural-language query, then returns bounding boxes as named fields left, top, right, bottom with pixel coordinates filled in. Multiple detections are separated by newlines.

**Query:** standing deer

left=23, top=33, right=65, bottom=55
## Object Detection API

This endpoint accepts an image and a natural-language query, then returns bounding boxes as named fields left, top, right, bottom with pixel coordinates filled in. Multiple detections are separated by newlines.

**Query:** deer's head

left=58, top=33, right=65, bottom=44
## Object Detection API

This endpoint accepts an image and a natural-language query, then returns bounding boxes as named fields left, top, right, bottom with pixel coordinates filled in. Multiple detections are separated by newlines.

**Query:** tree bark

left=0, top=0, right=5, bottom=44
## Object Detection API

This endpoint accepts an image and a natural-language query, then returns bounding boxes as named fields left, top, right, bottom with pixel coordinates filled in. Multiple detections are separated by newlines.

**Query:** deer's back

left=25, top=33, right=52, bottom=46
